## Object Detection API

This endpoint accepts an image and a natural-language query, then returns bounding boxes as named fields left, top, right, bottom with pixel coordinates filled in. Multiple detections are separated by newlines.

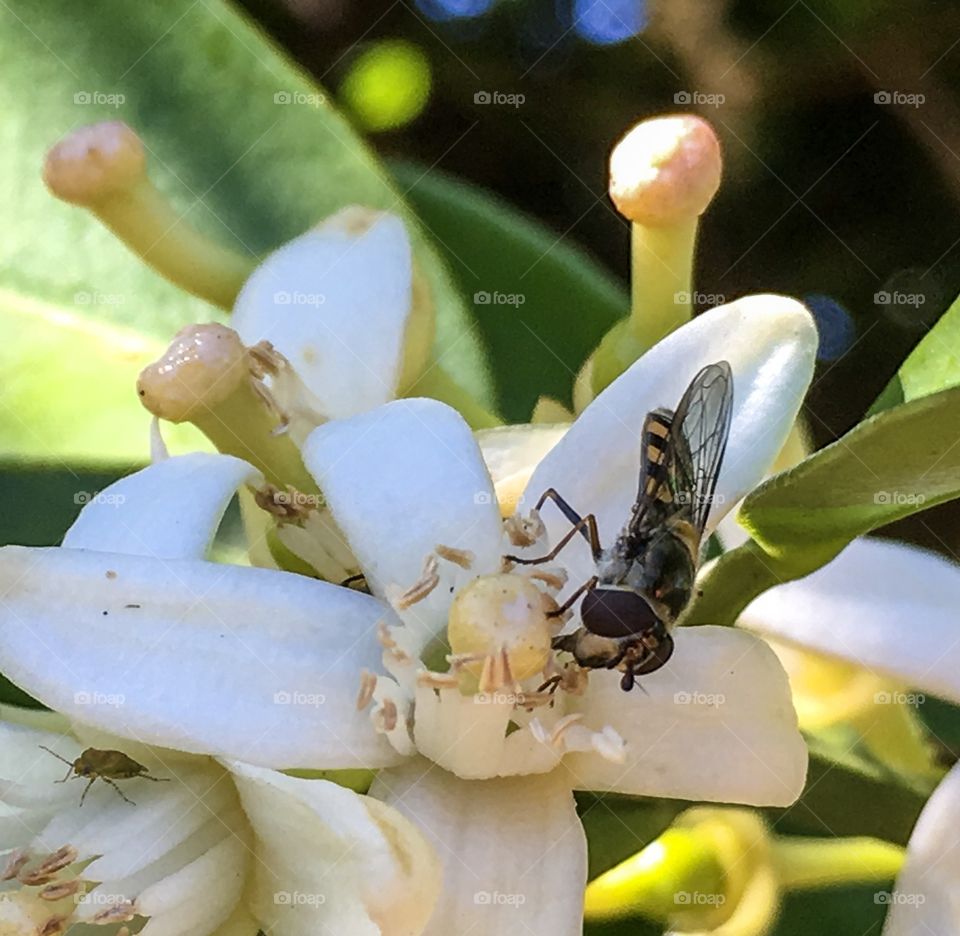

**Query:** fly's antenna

left=38, top=745, right=74, bottom=768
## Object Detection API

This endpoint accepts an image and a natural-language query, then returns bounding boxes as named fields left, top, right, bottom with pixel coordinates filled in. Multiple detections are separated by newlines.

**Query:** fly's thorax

left=595, top=544, right=632, bottom=583
left=618, top=530, right=697, bottom=621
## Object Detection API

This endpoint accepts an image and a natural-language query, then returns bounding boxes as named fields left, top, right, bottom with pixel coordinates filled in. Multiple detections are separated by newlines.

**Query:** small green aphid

left=39, top=746, right=168, bottom=806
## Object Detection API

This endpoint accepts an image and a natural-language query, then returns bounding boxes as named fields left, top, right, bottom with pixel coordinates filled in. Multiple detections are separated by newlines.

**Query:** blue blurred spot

left=573, top=0, right=647, bottom=45
left=803, top=294, right=856, bottom=361
left=415, top=0, right=495, bottom=21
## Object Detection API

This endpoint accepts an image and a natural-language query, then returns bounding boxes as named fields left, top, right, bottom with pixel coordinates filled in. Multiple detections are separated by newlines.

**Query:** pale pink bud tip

left=609, top=114, right=722, bottom=226
left=138, top=323, right=247, bottom=423
left=43, top=121, right=146, bottom=206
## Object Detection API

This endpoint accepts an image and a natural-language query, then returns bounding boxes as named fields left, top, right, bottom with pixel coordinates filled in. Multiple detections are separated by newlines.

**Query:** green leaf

left=743, top=385, right=960, bottom=551
left=0, top=0, right=487, bottom=465
left=870, top=291, right=960, bottom=414
left=0, top=291, right=206, bottom=465
left=686, top=385, right=960, bottom=625
left=394, top=162, right=628, bottom=420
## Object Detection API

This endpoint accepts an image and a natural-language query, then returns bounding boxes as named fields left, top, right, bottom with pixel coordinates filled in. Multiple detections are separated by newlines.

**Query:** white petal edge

left=565, top=626, right=808, bottom=806
left=303, top=399, right=503, bottom=650
left=63, top=453, right=260, bottom=561
left=136, top=832, right=249, bottom=936
left=740, top=537, right=960, bottom=705
left=371, top=757, right=586, bottom=936
left=232, top=209, right=414, bottom=420
left=523, top=295, right=817, bottom=588
left=0, top=721, right=84, bottom=809
left=883, top=761, right=960, bottom=934
left=229, top=760, right=440, bottom=936
left=0, top=546, right=401, bottom=770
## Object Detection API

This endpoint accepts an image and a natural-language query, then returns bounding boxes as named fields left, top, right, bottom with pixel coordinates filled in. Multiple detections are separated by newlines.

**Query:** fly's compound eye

left=580, top=587, right=661, bottom=638
left=633, top=631, right=675, bottom=675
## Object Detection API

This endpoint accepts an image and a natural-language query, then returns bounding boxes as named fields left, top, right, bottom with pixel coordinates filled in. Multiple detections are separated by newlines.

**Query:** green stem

left=629, top=219, right=697, bottom=347
left=584, top=218, right=698, bottom=400
left=683, top=537, right=845, bottom=627
left=96, top=179, right=256, bottom=309
left=584, top=828, right=726, bottom=922
left=192, top=378, right=318, bottom=493
left=773, top=837, right=904, bottom=890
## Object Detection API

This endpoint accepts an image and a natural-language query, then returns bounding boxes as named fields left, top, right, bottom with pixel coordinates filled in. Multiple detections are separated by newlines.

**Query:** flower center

left=446, top=573, right=560, bottom=686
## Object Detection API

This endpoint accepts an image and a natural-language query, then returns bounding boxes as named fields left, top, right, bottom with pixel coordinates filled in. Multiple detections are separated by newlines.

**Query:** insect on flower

left=509, top=361, right=733, bottom=691
left=39, top=745, right=169, bottom=805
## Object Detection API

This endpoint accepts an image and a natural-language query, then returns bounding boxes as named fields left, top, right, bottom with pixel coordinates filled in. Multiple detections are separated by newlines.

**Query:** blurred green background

left=243, top=0, right=960, bottom=558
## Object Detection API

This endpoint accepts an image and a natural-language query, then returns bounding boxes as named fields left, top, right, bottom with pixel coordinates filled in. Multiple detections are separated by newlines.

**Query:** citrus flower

left=0, top=459, right=439, bottom=936
left=739, top=536, right=960, bottom=708
left=882, top=758, right=960, bottom=934
left=0, top=291, right=815, bottom=933
left=737, top=536, right=960, bottom=780
left=0, top=708, right=437, bottom=936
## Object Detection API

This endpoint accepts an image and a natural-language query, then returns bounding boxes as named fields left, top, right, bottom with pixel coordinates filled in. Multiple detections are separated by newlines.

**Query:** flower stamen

left=39, top=880, right=81, bottom=901
left=388, top=554, right=440, bottom=611
left=357, top=669, right=378, bottom=710
left=1, top=849, right=28, bottom=880
left=531, top=715, right=626, bottom=763
left=416, top=670, right=460, bottom=690
left=434, top=544, right=474, bottom=569
left=39, top=915, right=69, bottom=936
left=504, top=509, right=546, bottom=548
left=93, top=902, right=137, bottom=924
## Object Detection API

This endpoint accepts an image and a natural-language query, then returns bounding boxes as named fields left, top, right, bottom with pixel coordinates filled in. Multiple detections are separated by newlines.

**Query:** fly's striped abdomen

left=641, top=408, right=675, bottom=505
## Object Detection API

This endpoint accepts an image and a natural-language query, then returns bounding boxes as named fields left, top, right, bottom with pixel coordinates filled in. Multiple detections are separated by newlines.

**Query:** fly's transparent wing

left=627, top=362, right=734, bottom=540
left=669, top=361, right=734, bottom=535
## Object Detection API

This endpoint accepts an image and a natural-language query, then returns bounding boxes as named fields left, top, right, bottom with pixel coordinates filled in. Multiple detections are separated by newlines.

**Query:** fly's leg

left=78, top=778, right=97, bottom=807
left=505, top=512, right=601, bottom=567
left=102, top=778, right=136, bottom=806
left=532, top=489, right=603, bottom=560
left=548, top=575, right=599, bottom=619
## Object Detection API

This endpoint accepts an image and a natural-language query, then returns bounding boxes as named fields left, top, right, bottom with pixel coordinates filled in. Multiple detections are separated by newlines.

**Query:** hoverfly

left=39, top=746, right=168, bottom=806
left=508, top=361, right=733, bottom=691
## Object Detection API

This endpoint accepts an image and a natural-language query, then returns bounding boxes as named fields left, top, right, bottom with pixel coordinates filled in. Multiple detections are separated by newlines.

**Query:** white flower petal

left=233, top=209, right=414, bottom=420
left=229, top=760, right=440, bottom=936
left=740, top=537, right=960, bottom=705
left=63, top=453, right=259, bottom=561
left=565, top=626, right=808, bottom=806
left=883, top=761, right=960, bottom=934
left=303, top=399, right=503, bottom=649
left=412, top=685, right=561, bottom=779
left=72, top=811, right=246, bottom=924
left=208, top=905, right=262, bottom=936
left=0, top=722, right=83, bottom=809
left=0, top=801, right=57, bottom=852
left=75, top=762, right=237, bottom=880
left=371, top=757, right=586, bottom=936
left=524, top=296, right=816, bottom=587
left=136, top=832, right=248, bottom=936
left=0, top=546, right=400, bottom=769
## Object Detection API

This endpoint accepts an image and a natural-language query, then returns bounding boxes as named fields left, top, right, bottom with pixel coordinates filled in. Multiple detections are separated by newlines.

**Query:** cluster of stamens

left=1, top=844, right=136, bottom=933
left=353, top=507, right=628, bottom=767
